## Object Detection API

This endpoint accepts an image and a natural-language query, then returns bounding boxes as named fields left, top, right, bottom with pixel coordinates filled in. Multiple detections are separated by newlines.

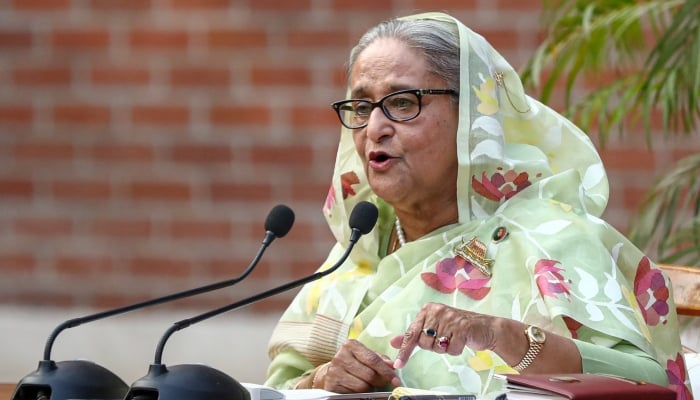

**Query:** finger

left=393, top=312, right=429, bottom=369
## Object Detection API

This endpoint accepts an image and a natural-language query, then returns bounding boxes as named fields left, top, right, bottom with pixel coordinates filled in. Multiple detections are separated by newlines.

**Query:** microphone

left=10, top=205, right=295, bottom=400
left=124, top=200, right=379, bottom=400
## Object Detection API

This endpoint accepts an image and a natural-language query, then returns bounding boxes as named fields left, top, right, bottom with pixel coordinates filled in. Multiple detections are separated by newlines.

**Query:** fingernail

left=393, top=359, right=404, bottom=369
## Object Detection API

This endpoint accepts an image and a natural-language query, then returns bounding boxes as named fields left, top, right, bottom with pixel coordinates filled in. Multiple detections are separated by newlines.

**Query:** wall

left=0, top=0, right=697, bottom=386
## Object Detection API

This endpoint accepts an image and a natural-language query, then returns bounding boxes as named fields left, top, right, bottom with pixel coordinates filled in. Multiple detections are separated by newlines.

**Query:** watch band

left=513, top=325, right=545, bottom=371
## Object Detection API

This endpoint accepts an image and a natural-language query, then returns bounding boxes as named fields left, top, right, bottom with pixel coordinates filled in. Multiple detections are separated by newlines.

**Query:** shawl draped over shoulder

left=264, top=12, right=692, bottom=400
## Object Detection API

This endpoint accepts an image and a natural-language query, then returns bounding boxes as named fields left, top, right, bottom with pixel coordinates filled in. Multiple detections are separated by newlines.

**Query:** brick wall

left=0, top=0, right=696, bottom=313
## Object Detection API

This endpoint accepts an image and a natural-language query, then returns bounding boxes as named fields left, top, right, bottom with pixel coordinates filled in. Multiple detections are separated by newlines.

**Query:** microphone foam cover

left=349, top=201, right=379, bottom=235
left=265, top=204, right=295, bottom=238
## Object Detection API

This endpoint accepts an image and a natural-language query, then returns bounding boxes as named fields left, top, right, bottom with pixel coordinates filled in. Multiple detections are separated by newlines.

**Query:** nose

left=364, top=106, right=394, bottom=142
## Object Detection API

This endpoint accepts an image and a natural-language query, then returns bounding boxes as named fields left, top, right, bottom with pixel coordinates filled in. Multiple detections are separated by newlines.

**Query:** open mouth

left=369, top=151, right=391, bottom=162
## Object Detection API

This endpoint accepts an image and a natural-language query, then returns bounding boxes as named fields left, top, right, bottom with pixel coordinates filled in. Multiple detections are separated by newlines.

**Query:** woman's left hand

left=390, top=301, right=501, bottom=368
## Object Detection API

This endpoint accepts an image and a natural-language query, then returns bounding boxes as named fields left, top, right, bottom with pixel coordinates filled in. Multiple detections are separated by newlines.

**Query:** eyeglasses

left=331, top=88, right=459, bottom=129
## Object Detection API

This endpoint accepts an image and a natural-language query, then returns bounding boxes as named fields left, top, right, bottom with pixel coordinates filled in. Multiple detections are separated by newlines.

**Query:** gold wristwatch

left=513, top=325, right=546, bottom=371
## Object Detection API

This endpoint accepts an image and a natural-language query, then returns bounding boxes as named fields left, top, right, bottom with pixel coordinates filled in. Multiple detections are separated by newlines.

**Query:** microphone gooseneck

left=12, top=204, right=294, bottom=400
left=41, top=204, right=294, bottom=362
left=152, top=200, right=379, bottom=364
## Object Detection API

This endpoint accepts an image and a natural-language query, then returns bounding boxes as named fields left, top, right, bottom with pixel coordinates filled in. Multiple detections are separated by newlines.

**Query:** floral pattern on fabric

left=634, top=256, right=671, bottom=326
left=534, top=259, right=572, bottom=300
left=667, top=353, right=692, bottom=400
left=471, top=168, right=534, bottom=202
left=421, top=256, right=491, bottom=300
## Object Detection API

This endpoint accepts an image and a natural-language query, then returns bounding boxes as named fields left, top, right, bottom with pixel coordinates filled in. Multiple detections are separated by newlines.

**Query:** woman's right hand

left=316, top=339, right=401, bottom=393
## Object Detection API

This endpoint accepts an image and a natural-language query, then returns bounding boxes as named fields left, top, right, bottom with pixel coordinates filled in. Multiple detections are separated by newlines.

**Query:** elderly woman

left=264, top=12, right=692, bottom=399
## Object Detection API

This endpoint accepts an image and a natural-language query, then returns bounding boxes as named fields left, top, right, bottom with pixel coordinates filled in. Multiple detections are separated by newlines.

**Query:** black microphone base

left=11, top=359, right=128, bottom=400
left=125, top=363, right=251, bottom=400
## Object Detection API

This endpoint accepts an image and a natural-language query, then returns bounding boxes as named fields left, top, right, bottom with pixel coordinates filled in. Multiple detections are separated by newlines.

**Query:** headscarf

left=266, top=12, right=691, bottom=399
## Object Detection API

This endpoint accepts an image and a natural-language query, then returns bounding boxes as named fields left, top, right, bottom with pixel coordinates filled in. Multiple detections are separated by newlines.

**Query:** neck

left=394, top=207, right=459, bottom=243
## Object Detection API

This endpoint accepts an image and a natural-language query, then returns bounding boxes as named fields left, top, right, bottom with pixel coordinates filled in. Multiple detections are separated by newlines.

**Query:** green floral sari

left=265, top=12, right=692, bottom=400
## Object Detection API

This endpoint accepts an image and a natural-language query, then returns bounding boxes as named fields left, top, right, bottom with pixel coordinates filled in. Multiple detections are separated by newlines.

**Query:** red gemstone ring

left=437, top=336, right=450, bottom=349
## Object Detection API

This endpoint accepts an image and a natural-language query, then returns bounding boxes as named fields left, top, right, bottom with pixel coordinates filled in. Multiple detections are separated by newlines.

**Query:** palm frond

left=628, top=153, right=700, bottom=266
left=523, top=0, right=699, bottom=144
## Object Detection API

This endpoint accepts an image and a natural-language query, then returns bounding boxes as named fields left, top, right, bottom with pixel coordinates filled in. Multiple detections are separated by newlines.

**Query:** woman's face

left=349, top=37, right=459, bottom=213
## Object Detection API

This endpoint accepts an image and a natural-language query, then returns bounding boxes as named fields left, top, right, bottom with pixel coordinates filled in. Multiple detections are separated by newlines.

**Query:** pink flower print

left=666, top=353, right=692, bottom=400
left=422, top=256, right=491, bottom=300
left=634, top=257, right=670, bottom=326
left=534, top=259, right=571, bottom=300
left=471, top=168, right=533, bottom=202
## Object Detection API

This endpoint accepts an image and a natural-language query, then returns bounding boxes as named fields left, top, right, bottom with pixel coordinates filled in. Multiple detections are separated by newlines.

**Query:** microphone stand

left=11, top=205, right=295, bottom=400
left=124, top=201, right=378, bottom=400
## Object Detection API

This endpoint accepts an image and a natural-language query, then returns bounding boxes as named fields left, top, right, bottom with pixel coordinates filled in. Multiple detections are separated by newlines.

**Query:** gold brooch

left=454, top=236, right=494, bottom=277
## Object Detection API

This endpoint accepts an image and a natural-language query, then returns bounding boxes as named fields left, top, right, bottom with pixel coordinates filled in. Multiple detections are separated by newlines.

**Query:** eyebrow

left=349, top=84, right=415, bottom=99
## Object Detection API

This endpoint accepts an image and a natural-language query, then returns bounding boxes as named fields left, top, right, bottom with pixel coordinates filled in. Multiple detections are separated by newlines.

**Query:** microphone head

left=349, top=201, right=379, bottom=235
left=264, top=204, right=295, bottom=238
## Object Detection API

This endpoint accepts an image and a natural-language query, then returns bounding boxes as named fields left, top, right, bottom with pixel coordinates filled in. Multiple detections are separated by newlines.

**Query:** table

left=1, top=383, right=17, bottom=398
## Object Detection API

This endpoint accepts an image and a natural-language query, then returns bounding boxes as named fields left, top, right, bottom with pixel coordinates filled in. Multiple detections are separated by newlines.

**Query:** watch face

left=529, top=326, right=546, bottom=343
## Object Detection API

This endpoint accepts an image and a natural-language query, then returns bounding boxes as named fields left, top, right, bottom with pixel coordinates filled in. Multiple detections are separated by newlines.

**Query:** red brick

left=169, top=0, right=232, bottom=9
left=15, top=142, right=74, bottom=160
left=131, top=105, right=190, bottom=124
left=129, top=29, right=189, bottom=49
left=288, top=29, right=351, bottom=47
left=54, top=104, right=111, bottom=124
left=52, top=29, right=110, bottom=49
left=599, top=148, right=656, bottom=171
left=331, top=0, right=392, bottom=11
left=170, top=67, right=230, bottom=87
left=0, top=30, right=32, bottom=48
left=208, top=29, right=267, bottom=48
left=13, top=67, right=71, bottom=85
left=210, top=105, right=270, bottom=125
left=0, top=253, right=35, bottom=271
left=251, top=144, right=313, bottom=165
left=291, top=183, right=329, bottom=201
left=169, top=220, right=232, bottom=239
left=622, top=186, right=652, bottom=210
left=0, top=105, right=33, bottom=123
left=91, top=219, right=152, bottom=237
left=15, top=217, right=73, bottom=236
left=291, top=105, right=338, bottom=126
left=0, top=178, right=33, bottom=197
left=474, top=29, right=520, bottom=50
left=495, top=0, right=542, bottom=10
left=129, top=257, right=191, bottom=277
left=250, top=0, right=311, bottom=11
left=210, top=182, right=272, bottom=201
left=171, top=144, right=233, bottom=163
left=12, top=0, right=70, bottom=10
left=251, top=67, right=311, bottom=86
left=91, top=66, right=150, bottom=85
left=414, top=0, right=478, bottom=9
left=129, top=181, right=191, bottom=201
left=91, top=143, right=155, bottom=162
left=52, top=180, right=112, bottom=200
left=89, top=0, right=153, bottom=11
left=56, top=256, right=113, bottom=275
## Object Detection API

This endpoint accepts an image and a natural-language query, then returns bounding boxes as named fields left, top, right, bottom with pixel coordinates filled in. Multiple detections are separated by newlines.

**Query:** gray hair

left=348, top=17, right=460, bottom=92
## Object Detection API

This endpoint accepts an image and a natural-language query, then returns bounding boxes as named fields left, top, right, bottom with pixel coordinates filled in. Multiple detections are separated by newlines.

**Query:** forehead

left=349, top=37, right=436, bottom=97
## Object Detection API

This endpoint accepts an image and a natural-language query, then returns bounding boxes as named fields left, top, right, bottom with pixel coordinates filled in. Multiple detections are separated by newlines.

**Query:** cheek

left=352, top=132, right=367, bottom=162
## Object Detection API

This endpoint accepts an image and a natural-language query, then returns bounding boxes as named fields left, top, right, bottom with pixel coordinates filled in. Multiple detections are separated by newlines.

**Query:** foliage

left=521, top=0, right=700, bottom=265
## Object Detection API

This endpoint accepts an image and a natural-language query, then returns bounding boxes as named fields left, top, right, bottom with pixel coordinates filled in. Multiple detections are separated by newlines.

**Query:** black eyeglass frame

left=331, top=88, right=459, bottom=129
